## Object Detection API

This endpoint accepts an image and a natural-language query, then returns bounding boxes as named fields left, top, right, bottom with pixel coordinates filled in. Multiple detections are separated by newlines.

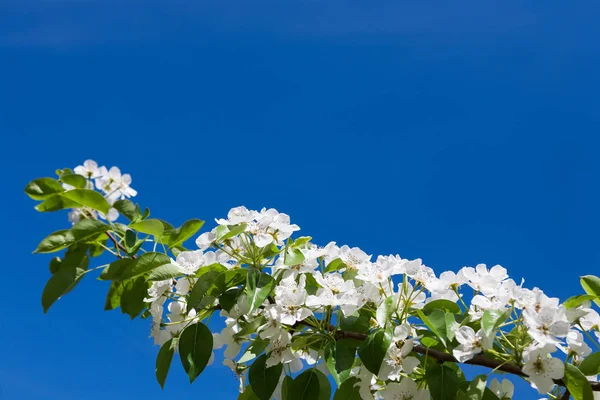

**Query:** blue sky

left=2, top=1, right=600, bottom=399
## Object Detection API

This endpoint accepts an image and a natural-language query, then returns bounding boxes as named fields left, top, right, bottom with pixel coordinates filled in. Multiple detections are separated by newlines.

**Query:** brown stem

left=106, top=231, right=134, bottom=259
left=331, top=327, right=600, bottom=391
left=560, top=389, right=571, bottom=400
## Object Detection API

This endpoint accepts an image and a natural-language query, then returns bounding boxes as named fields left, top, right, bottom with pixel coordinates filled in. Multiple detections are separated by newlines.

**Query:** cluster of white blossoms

left=142, top=206, right=600, bottom=398
left=63, top=160, right=137, bottom=224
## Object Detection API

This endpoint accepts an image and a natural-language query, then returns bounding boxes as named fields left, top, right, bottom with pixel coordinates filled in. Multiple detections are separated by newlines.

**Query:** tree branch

left=106, top=231, right=135, bottom=259
left=331, top=328, right=600, bottom=392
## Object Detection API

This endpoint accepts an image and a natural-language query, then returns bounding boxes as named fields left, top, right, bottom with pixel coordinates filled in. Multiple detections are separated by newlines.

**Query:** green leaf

left=104, top=281, right=125, bottom=310
left=169, top=219, right=205, bottom=247
left=289, top=369, right=321, bottom=400
left=340, top=309, right=371, bottom=334
left=61, top=189, right=110, bottom=214
left=42, top=252, right=88, bottom=312
left=216, top=223, right=248, bottom=241
left=60, top=173, right=87, bottom=189
left=376, top=296, right=396, bottom=328
left=464, top=375, right=487, bottom=400
left=314, top=369, right=331, bottom=400
left=119, top=252, right=171, bottom=280
left=281, top=376, right=293, bottom=400
left=213, top=269, right=248, bottom=295
left=125, top=229, right=136, bottom=249
left=292, top=236, right=312, bottom=247
left=120, top=277, right=150, bottom=319
left=417, top=309, right=448, bottom=347
left=220, top=288, right=243, bottom=313
left=284, top=247, right=305, bottom=266
left=188, top=267, right=225, bottom=311
left=246, top=269, right=276, bottom=312
left=579, top=352, right=600, bottom=376
left=156, top=338, right=176, bottom=389
left=325, top=258, right=347, bottom=273
left=427, top=364, right=459, bottom=400
left=481, top=309, right=510, bottom=338
left=34, top=230, right=71, bottom=253
left=34, top=220, right=108, bottom=254
left=581, top=275, right=600, bottom=307
left=325, top=342, right=356, bottom=385
left=148, top=263, right=183, bottom=281
left=25, top=177, right=65, bottom=200
left=131, top=219, right=165, bottom=239
left=238, top=338, right=269, bottom=363
left=113, top=199, right=141, bottom=222
left=49, top=256, right=62, bottom=274
left=446, top=312, right=459, bottom=342
left=235, top=316, right=267, bottom=339
left=34, top=194, right=81, bottom=212
left=99, top=258, right=134, bottom=281
left=179, top=322, right=213, bottom=383
left=238, top=386, right=260, bottom=400
left=333, top=377, right=362, bottom=400
left=564, top=362, right=594, bottom=400
left=564, top=294, right=600, bottom=309
left=357, top=328, right=393, bottom=375
left=249, top=354, right=283, bottom=400
left=423, top=299, right=461, bottom=314
left=70, top=219, right=108, bottom=241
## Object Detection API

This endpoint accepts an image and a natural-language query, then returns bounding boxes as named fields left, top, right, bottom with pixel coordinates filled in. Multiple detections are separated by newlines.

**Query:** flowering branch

left=26, top=160, right=600, bottom=400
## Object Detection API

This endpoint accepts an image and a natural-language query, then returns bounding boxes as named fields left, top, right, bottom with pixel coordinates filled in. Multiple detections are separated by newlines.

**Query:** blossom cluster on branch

left=26, top=161, right=600, bottom=400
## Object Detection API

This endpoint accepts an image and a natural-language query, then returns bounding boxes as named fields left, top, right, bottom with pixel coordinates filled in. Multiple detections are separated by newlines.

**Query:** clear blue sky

left=2, top=1, right=600, bottom=399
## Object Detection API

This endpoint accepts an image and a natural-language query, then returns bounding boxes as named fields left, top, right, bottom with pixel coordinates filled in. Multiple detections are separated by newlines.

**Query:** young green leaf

left=238, top=339, right=269, bottom=363
left=417, top=309, right=448, bottom=347
left=59, top=173, right=87, bottom=189
left=481, top=309, right=510, bottom=337
left=25, top=177, right=65, bottom=200
left=34, top=230, right=72, bottom=253
left=60, top=189, right=110, bottom=214
left=216, top=223, right=248, bottom=241
left=34, top=194, right=81, bottom=212
left=246, top=269, right=276, bottom=312
left=325, top=258, right=347, bottom=273
left=119, top=252, right=171, bottom=280
left=179, top=322, right=213, bottom=383
left=376, top=296, right=396, bottom=328
left=169, top=219, right=205, bottom=247
left=580, top=275, right=600, bottom=307
left=248, top=354, right=283, bottom=400
left=131, top=219, right=165, bottom=239
left=578, top=352, right=600, bottom=376
left=70, top=219, right=109, bottom=242
left=113, top=199, right=141, bottom=222
left=564, top=294, right=600, bottom=309
left=445, top=312, right=459, bottom=342
left=284, top=248, right=305, bottom=266
left=563, top=363, right=594, bottom=400
left=148, top=263, right=183, bottom=281
left=423, top=299, right=461, bottom=314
